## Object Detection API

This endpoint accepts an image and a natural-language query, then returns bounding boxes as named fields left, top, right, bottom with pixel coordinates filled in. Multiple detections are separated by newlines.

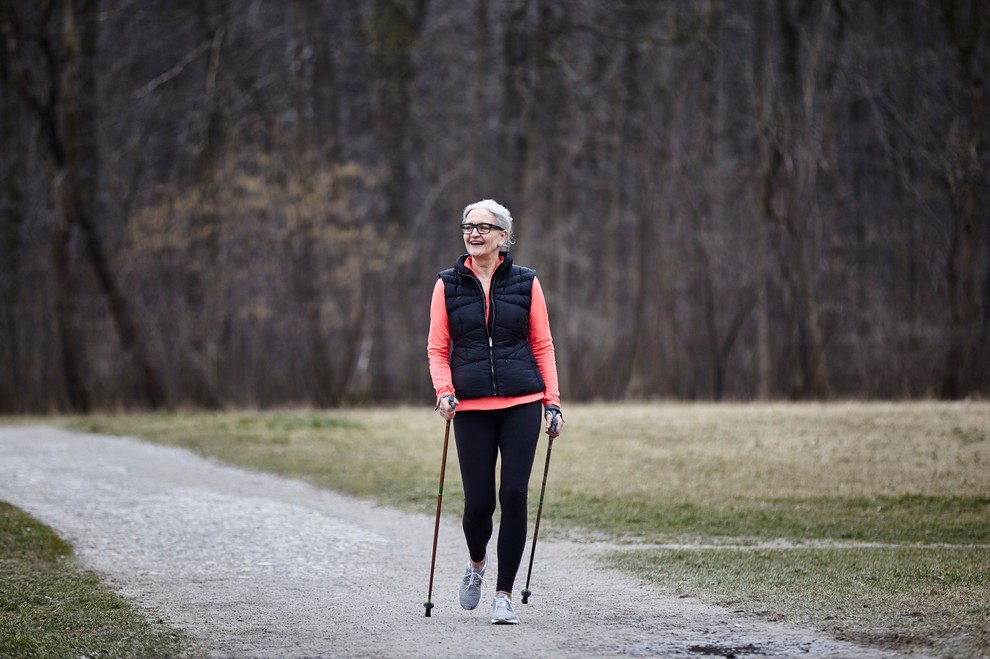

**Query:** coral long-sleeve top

left=428, top=257, right=561, bottom=412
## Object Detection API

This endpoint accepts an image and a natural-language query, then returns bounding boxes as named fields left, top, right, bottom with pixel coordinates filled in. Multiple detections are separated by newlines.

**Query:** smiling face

left=462, top=208, right=506, bottom=261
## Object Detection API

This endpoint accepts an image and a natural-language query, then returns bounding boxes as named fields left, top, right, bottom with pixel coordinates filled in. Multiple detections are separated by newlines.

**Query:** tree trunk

left=939, top=0, right=988, bottom=398
left=691, top=4, right=721, bottom=399
left=752, top=1, right=774, bottom=399
left=80, top=0, right=164, bottom=408
left=366, top=0, right=426, bottom=399
left=30, top=0, right=169, bottom=410
left=793, top=240, right=831, bottom=397
left=0, top=74, right=25, bottom=411
left=464, top=0, right=487, bottom=200
left=767, top=0, right=833, bottom=399
left=182, top=16, right=226, bottom=408
left=52, top=186, right=90, bottom=412
left=50, top=0, right=91, bottom=412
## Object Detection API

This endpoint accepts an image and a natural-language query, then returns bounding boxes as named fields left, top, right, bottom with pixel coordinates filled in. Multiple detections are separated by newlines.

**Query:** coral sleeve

left=529, top=277, right=561, bottom=408
left=427, top=278, right=455, bottom=403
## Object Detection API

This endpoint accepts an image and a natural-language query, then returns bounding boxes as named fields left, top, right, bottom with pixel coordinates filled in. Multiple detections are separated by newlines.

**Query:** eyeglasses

left=460, top=222, right=503, bottom=235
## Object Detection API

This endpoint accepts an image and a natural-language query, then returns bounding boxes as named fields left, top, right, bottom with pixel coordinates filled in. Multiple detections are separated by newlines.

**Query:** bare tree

left=0, top=0, right=987, bottom=410
left=2, top=0, right=164, bottom=410
left=938, top=0, right=989, bottom=398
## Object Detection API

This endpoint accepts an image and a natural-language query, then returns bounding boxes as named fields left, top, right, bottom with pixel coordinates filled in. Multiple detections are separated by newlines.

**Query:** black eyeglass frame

left=460, top=222, right=504, bottom=235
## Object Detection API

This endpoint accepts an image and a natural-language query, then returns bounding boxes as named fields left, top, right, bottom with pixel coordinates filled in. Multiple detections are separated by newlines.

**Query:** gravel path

left=0, top=426, right=898, bottom=658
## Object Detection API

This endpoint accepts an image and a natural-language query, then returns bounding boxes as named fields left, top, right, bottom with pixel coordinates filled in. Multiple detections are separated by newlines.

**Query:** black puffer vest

left=439, top=253, right=545, bottom=399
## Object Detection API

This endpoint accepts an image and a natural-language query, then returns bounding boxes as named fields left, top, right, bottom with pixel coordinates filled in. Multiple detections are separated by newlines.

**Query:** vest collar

left=455, top=252, right=513, bottom=278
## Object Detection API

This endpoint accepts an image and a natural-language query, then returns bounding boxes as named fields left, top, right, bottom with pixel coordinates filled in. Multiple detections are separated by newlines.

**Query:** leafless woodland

left=0, top=0, right=987, bottom=412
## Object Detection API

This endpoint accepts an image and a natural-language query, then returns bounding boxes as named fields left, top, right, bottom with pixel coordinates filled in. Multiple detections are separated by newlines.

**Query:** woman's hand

left=544, top=405, right=564, bottom=439
left=437, top=394, right=459, bottom=421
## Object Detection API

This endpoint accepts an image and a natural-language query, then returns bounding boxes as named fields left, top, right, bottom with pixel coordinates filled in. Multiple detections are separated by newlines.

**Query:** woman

left=427, top=199, right=564, bottom=625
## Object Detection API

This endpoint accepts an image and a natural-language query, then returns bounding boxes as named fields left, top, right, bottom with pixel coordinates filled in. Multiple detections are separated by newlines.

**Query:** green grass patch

left=0, top=501, right=200, bottom=659
left=550, top=493, right=990, bottom=544
left=607, top=546, right=990, bottom=658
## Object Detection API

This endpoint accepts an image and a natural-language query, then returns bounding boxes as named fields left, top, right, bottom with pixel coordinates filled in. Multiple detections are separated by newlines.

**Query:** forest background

left=0, top=0, right=987, bottom=413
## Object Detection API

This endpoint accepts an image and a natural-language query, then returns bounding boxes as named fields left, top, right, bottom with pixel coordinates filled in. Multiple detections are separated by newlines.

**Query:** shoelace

left=461, top=568, right=485, bottom=592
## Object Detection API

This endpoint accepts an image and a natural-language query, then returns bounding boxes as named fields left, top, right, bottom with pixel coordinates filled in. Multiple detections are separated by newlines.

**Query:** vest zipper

left=463, top=264, right=500, bottom=396
left=488, top=309, right=497, bottom=396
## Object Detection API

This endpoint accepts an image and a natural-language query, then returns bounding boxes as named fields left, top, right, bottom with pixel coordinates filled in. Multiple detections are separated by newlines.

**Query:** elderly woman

left=427, top=199, right=564, bottom=625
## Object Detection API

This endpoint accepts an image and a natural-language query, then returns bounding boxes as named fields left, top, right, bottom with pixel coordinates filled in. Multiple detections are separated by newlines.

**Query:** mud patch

left=688, top=643, right=764, bottom=657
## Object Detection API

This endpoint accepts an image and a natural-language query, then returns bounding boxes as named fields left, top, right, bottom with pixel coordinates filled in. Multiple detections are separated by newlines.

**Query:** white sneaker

left=459, top=556, right=487, bottom=610
left=490, top=594, right=519, bottom=624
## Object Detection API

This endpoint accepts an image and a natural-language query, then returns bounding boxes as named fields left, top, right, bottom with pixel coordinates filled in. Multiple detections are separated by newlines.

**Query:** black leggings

left=453, top=400, right=542, bottom=594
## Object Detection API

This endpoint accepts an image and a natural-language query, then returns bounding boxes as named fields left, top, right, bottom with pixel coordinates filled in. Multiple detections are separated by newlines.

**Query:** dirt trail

left=0, top=426, right=898, bottom=658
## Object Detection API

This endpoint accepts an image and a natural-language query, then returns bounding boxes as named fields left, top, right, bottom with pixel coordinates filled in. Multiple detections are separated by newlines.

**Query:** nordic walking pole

left=424, top=399, right=456, bottom=617
left=521, top=415, right=558, bottom=604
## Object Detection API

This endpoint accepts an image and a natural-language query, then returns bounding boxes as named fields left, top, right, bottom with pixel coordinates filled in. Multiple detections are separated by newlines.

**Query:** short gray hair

left=462, top=199, right=515, bottom=253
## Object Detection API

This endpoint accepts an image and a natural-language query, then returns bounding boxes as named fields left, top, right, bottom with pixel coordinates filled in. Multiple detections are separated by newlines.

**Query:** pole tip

left=424, top=601, right=434, bottom=617
left=521, top=588, right=531, bottom=604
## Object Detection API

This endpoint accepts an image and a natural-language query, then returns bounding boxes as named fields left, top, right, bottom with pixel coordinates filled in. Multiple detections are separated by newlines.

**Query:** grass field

left=52, top=401, right=990, bottom=657
left=0, top=502, right=201, bottom=658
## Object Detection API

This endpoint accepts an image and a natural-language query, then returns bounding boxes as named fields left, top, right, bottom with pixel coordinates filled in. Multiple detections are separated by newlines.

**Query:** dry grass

left=559, top=401, right=989, bottom=501
left=66, top=400, right=990, bottom=500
